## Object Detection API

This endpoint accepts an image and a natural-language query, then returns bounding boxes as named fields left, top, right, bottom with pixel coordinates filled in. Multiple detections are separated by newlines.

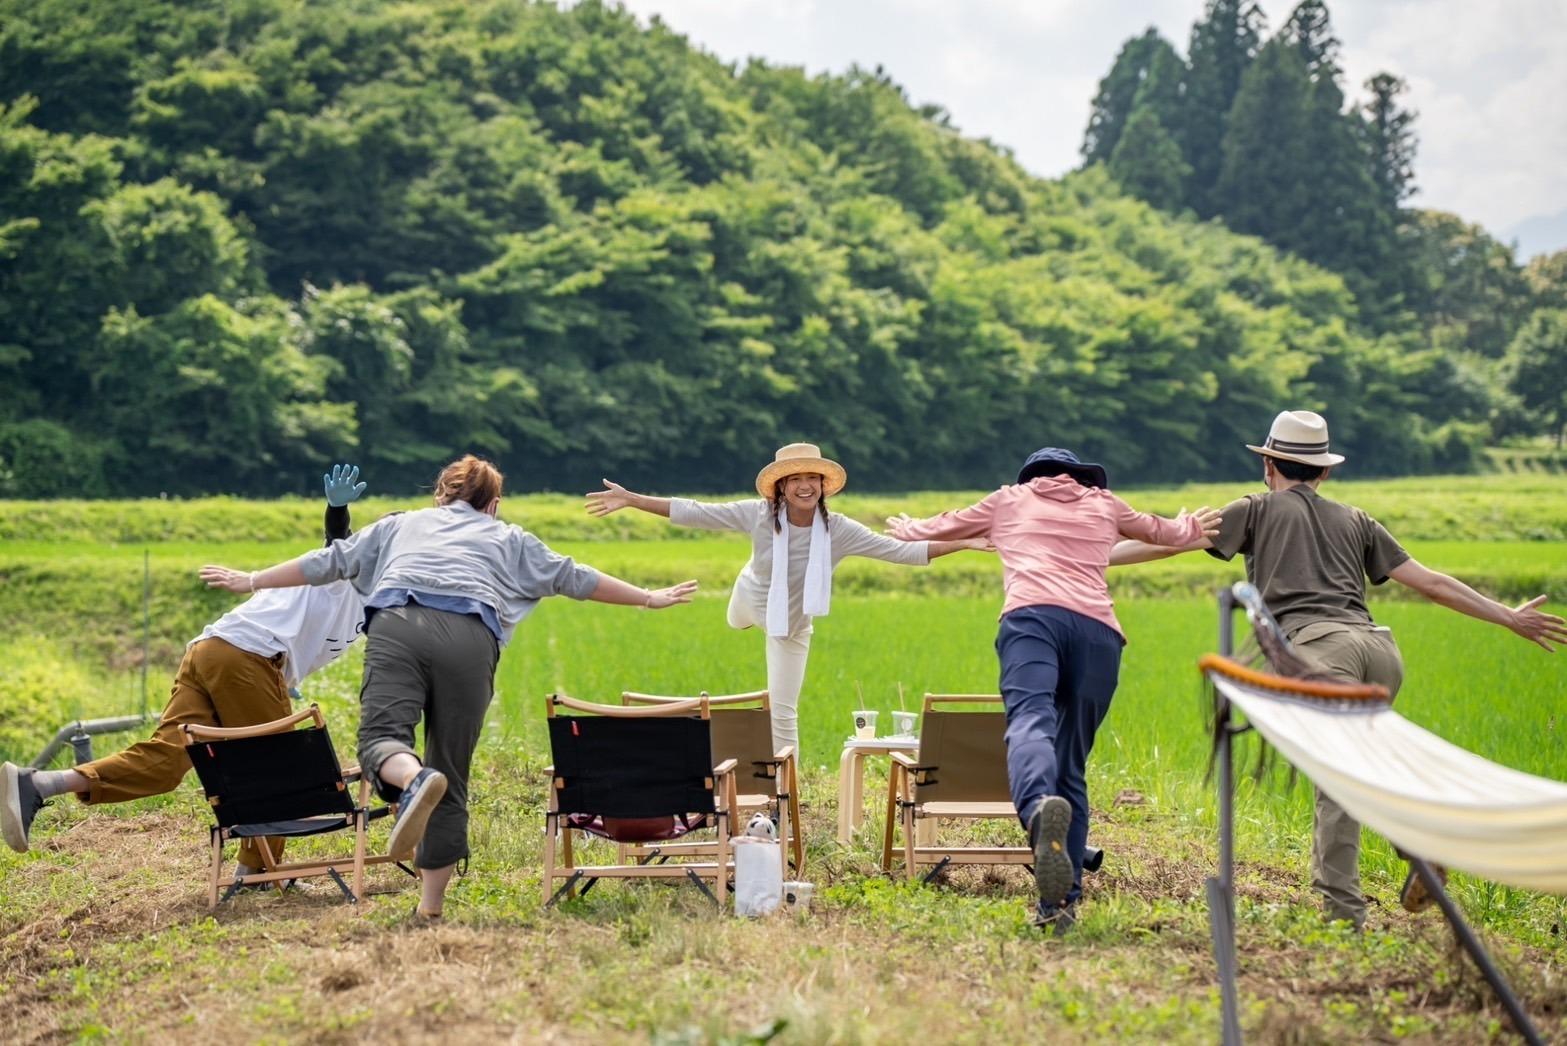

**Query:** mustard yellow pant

left=75, top=637, right=293, bottom=868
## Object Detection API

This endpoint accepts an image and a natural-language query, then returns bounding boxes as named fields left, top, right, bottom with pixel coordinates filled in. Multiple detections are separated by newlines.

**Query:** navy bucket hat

left=1016, top=447, right=1109, bottom=489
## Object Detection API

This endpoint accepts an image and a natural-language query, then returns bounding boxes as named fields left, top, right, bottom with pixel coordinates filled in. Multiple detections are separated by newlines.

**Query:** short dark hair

left=1271, top=457, right=1326, bottom=483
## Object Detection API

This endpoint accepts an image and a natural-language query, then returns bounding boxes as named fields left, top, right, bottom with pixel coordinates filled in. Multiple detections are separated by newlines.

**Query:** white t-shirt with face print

left=197, top=582, right=366, bottom=688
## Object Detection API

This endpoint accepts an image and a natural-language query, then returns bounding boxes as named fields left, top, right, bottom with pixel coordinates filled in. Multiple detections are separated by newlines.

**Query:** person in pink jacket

left=888, top=447, right=1220, bottom=931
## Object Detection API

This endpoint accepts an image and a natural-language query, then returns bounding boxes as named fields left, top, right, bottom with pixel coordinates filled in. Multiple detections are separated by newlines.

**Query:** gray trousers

left=1290, top=622, right=1404, bottom=927
left=358, top=603, right=499, bottom=870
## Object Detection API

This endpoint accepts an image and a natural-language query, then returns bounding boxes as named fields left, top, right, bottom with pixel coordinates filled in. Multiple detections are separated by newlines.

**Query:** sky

left=610, top=0, right=1567, bottom=260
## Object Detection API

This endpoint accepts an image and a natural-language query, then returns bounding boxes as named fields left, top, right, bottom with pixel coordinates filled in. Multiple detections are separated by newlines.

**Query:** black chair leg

left=921, top=855, right=953, bottom=885
left=545, top=871, right=585, bottom=909
left=326, top=868, right=357, bottom=903
left=685, top=868, right=719, bottom=905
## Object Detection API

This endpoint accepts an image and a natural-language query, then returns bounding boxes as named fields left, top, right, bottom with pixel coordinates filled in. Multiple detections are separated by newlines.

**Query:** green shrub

left=0, top=419, right=108, bottom=498
left=0, top=636, right=134, bottom=764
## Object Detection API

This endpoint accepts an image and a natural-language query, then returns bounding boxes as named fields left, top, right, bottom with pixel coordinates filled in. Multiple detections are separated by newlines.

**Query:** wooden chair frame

left=620, top=689, right=803, bottom=874
left=542, top=694, right=738, bottom=907
left=182, top=705, right=409, bottom=909
left=880, top=694, right=1030, bottom=882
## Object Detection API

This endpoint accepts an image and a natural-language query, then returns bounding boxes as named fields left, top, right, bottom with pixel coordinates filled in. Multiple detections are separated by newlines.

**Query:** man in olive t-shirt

left=1113, top=410, right=1567, bottom=928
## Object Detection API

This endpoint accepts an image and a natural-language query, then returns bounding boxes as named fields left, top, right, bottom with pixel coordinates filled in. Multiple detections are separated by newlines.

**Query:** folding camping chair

left=621, top=689, right=802, bottom=874
left=182, top=705, right=410, bottom=908
left=542, top=693, right=739, bottom=907
left=881, top=694, right=1106, bottom=884
left=881, top=694, right=1028, bottom=882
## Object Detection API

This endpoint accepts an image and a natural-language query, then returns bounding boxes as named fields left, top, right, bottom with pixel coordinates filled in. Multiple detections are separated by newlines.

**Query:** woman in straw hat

left=887, top=446, right=1220, bottom=932
left=586, top=443, right=990, bottom=758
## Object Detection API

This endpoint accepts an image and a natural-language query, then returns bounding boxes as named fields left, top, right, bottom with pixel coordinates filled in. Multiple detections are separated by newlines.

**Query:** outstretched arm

left=1388, top=559, right=1567, bottom=652
left=928, top=537, right=995, bottom=559
left=885, top=495, right=997, bottom=542
left=587, top=574, right=699, bottom=609
left=201, top=557, right=311, bottom=593
left=1108, top=536, right=1214, bottom=566
left=585, top=479, right=672, bottom=519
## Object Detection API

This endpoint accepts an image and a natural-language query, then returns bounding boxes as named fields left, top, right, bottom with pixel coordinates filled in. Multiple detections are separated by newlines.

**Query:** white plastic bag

left=732, top=837, right=783, bottom=916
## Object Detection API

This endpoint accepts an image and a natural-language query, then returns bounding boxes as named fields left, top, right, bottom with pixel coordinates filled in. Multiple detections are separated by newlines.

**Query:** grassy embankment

left=1, top=475, right=1564, bottom=1042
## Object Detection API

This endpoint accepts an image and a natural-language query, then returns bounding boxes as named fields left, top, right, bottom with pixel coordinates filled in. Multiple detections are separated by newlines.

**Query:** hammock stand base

left=1208, top=584, right=1543, bottom=1046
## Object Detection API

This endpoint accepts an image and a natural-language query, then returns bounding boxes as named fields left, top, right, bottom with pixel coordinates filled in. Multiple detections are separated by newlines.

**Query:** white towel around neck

left=767, top=506, right=832, bottom=637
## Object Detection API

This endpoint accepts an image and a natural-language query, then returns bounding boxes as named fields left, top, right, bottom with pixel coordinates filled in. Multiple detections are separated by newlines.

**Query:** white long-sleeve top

left=669, top=498, right=930, bottom=636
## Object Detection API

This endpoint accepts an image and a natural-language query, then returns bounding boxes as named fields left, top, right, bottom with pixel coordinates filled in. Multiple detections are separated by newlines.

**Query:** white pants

left=727, top=585, right=813, bottom=759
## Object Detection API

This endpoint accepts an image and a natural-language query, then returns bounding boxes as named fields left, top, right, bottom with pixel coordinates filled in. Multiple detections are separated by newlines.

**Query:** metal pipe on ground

left=30, top=715, right=153, bottom=770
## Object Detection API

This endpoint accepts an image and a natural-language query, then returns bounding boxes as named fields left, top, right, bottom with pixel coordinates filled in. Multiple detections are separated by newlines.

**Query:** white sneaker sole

left=387, top=771, right=448, bottom=861
left=1, top=762, right=29, bottom=854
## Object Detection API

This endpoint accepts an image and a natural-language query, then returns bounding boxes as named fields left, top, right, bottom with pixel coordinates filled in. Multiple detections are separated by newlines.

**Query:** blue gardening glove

left=323, top=463, right=367, bottom=506
left=288, top=687, right=303, bottom=702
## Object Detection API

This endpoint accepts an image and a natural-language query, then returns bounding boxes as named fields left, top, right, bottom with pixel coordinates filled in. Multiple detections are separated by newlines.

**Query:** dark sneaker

left=1, top=762, right=44, bottom=854
left=1028, top=795, right=1074, bottom=911
left=1400, top=863, right=1447, bottom=913
left=1034, top=901, right=1077, bottom=936
left=387, top=767, right=447, bottom=861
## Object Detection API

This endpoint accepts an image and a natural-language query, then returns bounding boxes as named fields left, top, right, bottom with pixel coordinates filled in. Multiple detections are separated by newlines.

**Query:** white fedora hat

left=755, top=443, right=847, bottom=498
left=1246, top=410, right=1345, bottom=467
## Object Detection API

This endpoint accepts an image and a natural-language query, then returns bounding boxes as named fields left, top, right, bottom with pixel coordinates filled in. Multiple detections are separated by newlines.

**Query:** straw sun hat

left=1246, top=410, right=1345, bottom=467
left=754, top=443, right=847, bottom=499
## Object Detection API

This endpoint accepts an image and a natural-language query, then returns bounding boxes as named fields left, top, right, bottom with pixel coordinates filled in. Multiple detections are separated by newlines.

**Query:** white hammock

left=1207, top=670, right=1567, bottom=894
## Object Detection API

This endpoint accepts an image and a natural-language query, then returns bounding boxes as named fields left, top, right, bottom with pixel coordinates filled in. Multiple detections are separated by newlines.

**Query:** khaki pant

left=1290, top=622, right=1404, bottom=927
left=356, top=604, right=498, bottom=870
left=76, top=637, right=293, bottom=869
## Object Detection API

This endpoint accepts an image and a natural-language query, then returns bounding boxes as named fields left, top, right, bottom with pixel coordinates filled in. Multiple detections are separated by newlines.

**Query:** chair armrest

left=340, top=764, right=363, bottom=783
left=713, top=758, right=738, bottom=775
left=889, top=751, right=919, bottom=770
left=543, top=765, right=554, bottom=776
left=771, top=745, right=795, bottom=763
left=182, top=704, right=325, bottom=742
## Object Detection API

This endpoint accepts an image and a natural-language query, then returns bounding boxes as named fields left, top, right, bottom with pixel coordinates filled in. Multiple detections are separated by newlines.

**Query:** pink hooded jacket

left=896, top=476, right=1203, bottom=639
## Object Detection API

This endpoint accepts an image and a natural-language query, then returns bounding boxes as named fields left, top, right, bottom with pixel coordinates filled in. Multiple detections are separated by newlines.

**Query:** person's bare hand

left=200, top=565, right=254, bottom=593
left=885, top=513, right=916, bottom=540
left=1179, top=505, right=1222, bottom=539
left=1509, top=595, right=1567, bottom=652
left=644, top=580, right=699, bottom=609
left=962, top=536, right=997, bottom=552
left=586, top=479, right=634, bottom=517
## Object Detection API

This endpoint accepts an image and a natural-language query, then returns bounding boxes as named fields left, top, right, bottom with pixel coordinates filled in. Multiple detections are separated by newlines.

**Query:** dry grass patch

left=1, top=770, right=1563, bottom=1044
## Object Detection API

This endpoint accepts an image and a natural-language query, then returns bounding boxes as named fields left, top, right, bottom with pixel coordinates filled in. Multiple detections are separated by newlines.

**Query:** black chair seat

left=230, top=814, right=356, bottom=839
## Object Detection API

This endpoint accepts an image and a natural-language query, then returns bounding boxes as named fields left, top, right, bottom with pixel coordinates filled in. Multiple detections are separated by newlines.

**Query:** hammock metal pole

left=1209, top=587, right=1243, bottom=1045
left=1410, top=858, right=1542, bottom=1045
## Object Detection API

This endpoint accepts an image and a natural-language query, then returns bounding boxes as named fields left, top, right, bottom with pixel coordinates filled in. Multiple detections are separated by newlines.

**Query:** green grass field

left=2, top=477, right=1565, bottom=1042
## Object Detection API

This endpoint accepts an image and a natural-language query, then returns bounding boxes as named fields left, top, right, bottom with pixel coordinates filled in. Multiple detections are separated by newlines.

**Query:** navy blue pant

left=996, top=604, right=1123, bottom=904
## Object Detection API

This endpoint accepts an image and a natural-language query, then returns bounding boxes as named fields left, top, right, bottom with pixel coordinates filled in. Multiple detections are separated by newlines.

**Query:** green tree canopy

left=0, top=0, right=1513, bottom=495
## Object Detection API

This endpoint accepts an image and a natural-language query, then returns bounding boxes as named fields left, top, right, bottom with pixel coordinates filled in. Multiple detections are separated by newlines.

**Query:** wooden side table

left=837, top=737, right=923, bottom=844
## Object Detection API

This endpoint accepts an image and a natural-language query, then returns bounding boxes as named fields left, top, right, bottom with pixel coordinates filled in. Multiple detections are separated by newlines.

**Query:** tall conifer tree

left=1214, top=38, right=1310, bottom=242
left=1082, top=29, right=1186, bottom=167
left=1182, top=0, right=1266, bottom=216
left=1361, top=72, right=1417, bottom=211
left=1108, top=107, right=1190, bottom=210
